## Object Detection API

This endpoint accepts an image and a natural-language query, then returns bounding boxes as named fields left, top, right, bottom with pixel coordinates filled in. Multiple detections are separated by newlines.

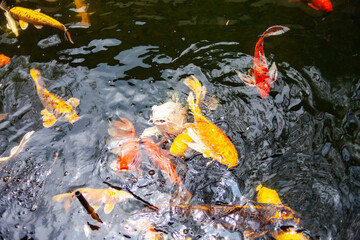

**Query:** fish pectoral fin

left=243, top=230, right=267, bottom=240
left=67, top=97, right=80, bottom=107
left=268, top=62, right=278, bottom=83
left=19, top=20, right=28, bottom=30
left=33, top=24, right=43, bottom=29
left=41, top=109, right=57, bottom=128
left=308, top=3, right=320, bottom=10
left=104, top=204, right=114, bottom=214
left=92, top=205, right=101, bottom=211
left=235, top=70, right=256, bottom=86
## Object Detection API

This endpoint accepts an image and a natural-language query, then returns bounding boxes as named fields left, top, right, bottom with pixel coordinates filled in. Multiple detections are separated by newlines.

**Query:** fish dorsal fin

left=67, top=97, right=80, bottom=107
left=104, top=203, right=114, bottom=214
left=243, top=230, right=267, bottom=240
left=33, top=24, right=43, bottom=29
left=19, top=20, right=28, bottom=30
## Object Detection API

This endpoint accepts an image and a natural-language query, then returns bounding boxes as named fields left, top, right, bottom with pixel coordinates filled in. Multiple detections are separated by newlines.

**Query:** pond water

left=0, top=0, right=359, bottom=239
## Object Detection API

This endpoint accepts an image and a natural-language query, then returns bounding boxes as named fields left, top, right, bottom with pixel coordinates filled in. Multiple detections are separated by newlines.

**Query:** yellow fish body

left=30, top=69, right=80, bottom=128
left=171, top=76, right=238, bottom=168
left=53, top=188, right=133, bottom=214
left=9, top=6, right=73, bottom=43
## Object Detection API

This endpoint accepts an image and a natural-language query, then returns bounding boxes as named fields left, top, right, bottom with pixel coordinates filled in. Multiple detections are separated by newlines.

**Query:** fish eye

left=281, top=210, right=289, bottom=217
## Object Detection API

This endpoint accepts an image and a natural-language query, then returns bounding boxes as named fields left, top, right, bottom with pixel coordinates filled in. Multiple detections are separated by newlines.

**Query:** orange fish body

left=0, top=54, right=10, bottom=66
left=171, top=76, right=238, bottom=168
left=108, top=118, right=142, bottom=171
left=53, top=188, right=133, bottom=214
left=308, top=0, right=332, bottom=11
left=9, top=7, right=73, bottom=43
left=256, top=185, right=307, bottom=240
left=30, top=69, right=80, bottom=128
left=141, top=136, right=181, bottom=185
left=172, top=201, right=301, bottom=239
left=236, top=25, right=290, bottom=98
left=74, top=0, right=91, bottom=28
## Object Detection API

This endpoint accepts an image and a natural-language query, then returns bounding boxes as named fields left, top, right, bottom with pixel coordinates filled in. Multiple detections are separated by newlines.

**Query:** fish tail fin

left=184, top=75, right=206, bottom=107
left=187, top=92, right=201, bottom=116
left=65, top=30, right=74, bottom=44
left=0, top=0, right=8, bottom=11
left=108, top=118, right=137, bottom=139
left=53, top=193, right=74, bottom=213
left=262, top=25, right=290, bottom=38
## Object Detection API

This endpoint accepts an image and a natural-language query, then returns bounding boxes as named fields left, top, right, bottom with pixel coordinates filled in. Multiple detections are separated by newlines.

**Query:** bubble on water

left=148, top=170, right=155, bottom=175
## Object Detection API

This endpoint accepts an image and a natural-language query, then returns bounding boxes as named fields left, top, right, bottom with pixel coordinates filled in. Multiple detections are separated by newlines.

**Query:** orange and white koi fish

left=30, top=69, right=80, bottom=128
left=256, top=185, right=307, bottom=240
left=108, top=118, right=142, bottom=171
left=74, top=0, right=91, bottom=28
left=53, top=188, right=133, bottom=214
left=0, top=1, right=19, bottom=37
left=170, top=76, right=238, bottom=168
left=0, top=54, right=10, bottom=66
left=0, top=130, right=34, bottom=162
left=236, top=25, right=290, bottom=98
left=9, top=6, right=73, bottom=43
left=141, top=136, right=181, bottom=185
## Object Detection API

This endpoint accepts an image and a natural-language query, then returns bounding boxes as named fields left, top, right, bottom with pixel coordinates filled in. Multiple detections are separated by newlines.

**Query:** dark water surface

left=0, top=0, right=359, bottom=239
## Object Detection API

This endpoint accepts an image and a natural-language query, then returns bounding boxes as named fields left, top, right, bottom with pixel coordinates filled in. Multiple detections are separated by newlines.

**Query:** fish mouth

left=280, top=225, right=305, bottom=233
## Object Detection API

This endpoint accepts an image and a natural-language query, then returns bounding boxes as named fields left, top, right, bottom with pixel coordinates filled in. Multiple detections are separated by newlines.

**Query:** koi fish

left=256, top=185, right=307, bottom=240
left=0, top=1, right=19, bottom=37
left=0, top=113, right=8, bottom=121
left=141, top=136, right=181, bottom=185
left=53, top=188, right=133, bottom=214
left=172, top=200, right=301, bottom=240
left=235, top=25, right=290, bottom=98
left=0, top=54, right=10, bottom=66
left=108, top=118, right=142, bottom=171
left=74, top=0, right=92, bottom=28
left=0, top=130, right=34, bottom=162
left=30, top=69, right=80, bottom=128
left=9, top=6, right=73, bottom=43
left=170, top=76, right=238, bottom=168
left=293, top=0, right=332, bottom=12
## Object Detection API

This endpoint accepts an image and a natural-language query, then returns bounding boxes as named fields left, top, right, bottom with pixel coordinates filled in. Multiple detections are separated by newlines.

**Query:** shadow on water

left=0, top=0, right=359, bottom=239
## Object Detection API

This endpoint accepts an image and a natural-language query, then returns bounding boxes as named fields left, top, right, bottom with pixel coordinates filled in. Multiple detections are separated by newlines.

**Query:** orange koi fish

left=256, top=185, right=307, bottom=240
left=236, top=25, right=290, bottom=98
left=293, top=0, right=332, bottom=12
left=0, top=54, right=10, bottom=66
left=108, top=118, right=142, bottom=171
left=9, top=6, right=73, bottom=43
left=74, top=0, right=91, bottom=28
left=172, top=200, right=302, bottom=240
left=141, top=136, right=181, bottom=185
left=170, top=76, right=238, bottom=168
left=53, top=188, right=133, bottom=214
left=30, top=69, right=80, bottom=128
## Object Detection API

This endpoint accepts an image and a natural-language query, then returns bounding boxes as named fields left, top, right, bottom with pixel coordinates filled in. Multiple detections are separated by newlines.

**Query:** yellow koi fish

left=9, top=6, right=73, bottom=43
left=0, top=1, right=19, bottom=37
left=53, top=188, right=133, bottom=214
left=256, top=185, right=307, bottom=240
left=74, top=0, right=91, bottom=28
left=170, top=76, right=238, bottom=168
left=30, top=69, right=80, bottom=128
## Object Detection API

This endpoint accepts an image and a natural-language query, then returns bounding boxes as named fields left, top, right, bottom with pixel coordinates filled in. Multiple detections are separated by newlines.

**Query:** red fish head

left=313, top=0, right=333, bottom=12
left=256, top=81, right=271, bottom=98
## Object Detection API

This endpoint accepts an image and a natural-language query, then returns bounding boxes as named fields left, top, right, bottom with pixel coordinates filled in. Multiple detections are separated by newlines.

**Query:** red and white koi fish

left=108, top=118, right=142, bottom=171
left=53, top=188, right=133, bottom=214
left=236, top=25, right=290, bottom=98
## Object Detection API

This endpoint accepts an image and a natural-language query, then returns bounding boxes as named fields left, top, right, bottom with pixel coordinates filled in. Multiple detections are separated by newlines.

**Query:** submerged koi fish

left=108, top=118, right=142, bottom=171
left=236, top=25, right=290, bottom=98
left=0, top=130, right=34, bottom=162
left=9, top=6, right=73, bottom=43
left=53, top=188, right=133, bottom=214
left=74, top=0, right=92, bottom=28
left=170, top=76, right=238, bottom=168
left=30, top=69, right=80, bottom=128
left=172, top=200, right=301, bottom=240
left=256, top=185, right=307, bottom=240
left=0, top=54, right=10, bottom=66
left=0, top=1, right=19, bottom=37
left=141, top=136, right=181, bottom=185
